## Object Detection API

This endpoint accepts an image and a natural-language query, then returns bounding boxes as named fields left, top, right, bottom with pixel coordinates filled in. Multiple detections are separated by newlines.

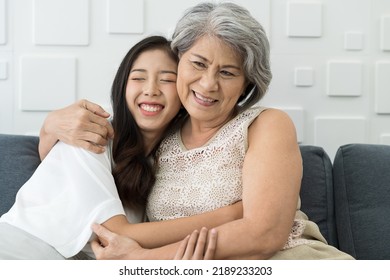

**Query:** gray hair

left=171, top=1, right=272, bottom=111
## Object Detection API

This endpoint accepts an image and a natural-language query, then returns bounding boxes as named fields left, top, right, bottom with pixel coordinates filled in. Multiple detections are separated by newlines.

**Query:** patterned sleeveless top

left=146, top=106, right=310, bottom=249
left=147, top=106, right=265, bottom=220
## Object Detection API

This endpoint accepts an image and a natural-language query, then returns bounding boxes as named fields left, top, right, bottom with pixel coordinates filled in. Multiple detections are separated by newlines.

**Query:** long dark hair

left=111, top=36, right=180, bottom=209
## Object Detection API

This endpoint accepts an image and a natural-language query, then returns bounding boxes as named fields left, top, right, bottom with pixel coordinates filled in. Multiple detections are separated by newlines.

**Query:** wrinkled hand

left=43, top=99, right=114, bottom=153
left=91, top=224, right=145, bottom=260
left=174, top=227, right=218, bottom=260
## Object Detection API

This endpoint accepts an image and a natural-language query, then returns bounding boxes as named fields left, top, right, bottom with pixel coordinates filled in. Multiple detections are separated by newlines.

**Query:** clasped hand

left=91, top=224, right=217, bottom=260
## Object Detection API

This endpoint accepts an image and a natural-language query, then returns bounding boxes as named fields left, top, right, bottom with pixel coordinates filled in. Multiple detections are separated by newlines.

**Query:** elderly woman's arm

left=91, top=224, right=218, bottom=260
left=101, top=201, right=241, bottom=250
left=211, top=108, right=302, bottom=259
left=39, top=100, right=113, bottom=160
left=94, top=108, right=302, bottom=260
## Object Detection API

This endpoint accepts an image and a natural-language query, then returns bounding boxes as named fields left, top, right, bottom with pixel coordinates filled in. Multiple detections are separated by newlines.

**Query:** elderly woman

left=40, top=2, right=353, bottom=260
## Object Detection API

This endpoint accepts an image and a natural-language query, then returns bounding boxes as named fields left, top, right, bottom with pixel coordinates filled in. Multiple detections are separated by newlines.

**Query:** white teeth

left=194, top=92, right=216, bottom=103
left=140, top=104, right=162, bottom=112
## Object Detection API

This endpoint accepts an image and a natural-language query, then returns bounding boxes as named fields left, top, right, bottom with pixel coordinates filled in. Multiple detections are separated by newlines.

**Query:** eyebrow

left=130, top=69, right=177, bottom=75
left=191, top=53, right=242, bottom=70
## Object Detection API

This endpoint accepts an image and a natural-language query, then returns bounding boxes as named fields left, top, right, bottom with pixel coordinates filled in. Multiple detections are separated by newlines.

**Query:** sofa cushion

left=0, top=134, right=41, bottom=216
left=299, top=145, right=338, bottom=247
left=333, top=144, right=390, bottom=259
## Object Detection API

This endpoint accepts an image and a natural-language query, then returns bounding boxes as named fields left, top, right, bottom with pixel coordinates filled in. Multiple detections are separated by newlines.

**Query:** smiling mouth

left=193, top=91, right=217, bottom=104
left=140, top=104, right=163, bottom=112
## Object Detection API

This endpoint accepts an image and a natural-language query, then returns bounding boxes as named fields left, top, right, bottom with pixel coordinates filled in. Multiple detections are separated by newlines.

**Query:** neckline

left=176, top=106, right=265, bottom=151
left=176, top=108, right=247, bottom=151
left=176, top=125, right=221, bottom=152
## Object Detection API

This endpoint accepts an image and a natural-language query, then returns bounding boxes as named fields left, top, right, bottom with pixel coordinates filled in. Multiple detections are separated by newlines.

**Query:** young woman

left=0, top=36, right=240, bottom=260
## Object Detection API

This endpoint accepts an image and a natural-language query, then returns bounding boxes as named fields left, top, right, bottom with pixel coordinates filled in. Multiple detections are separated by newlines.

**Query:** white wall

left=0, top=0, right=389, bottom=160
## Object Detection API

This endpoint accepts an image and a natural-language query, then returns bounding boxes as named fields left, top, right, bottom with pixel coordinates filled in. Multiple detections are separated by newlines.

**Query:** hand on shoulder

left=39, top=99, right=114, bottom=159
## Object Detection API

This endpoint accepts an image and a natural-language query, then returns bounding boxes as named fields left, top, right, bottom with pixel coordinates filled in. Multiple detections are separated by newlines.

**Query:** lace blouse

left=147, top=106, right=265, bottom=221
left=147, top=106, right=311, bottom=250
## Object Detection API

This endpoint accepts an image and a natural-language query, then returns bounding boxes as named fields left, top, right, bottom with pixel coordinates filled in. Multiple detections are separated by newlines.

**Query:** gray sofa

left=1, top=133, right=389, bottom=259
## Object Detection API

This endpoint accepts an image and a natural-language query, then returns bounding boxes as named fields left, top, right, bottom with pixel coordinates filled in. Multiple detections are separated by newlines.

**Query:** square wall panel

left=375, top=61, right=390, bottom=114
left=0, top=53, right=12, bottom=133
left=20, top=56, right=76, bottom=111
left=315, top=117, right=366, bottom=161
left=344, top=31, right=364, bottom=51
left=0, top=0, right=5, bottom=45
left=381, top=16, right=390, bottom=51
left=0, top=60, right=7, bottom=79
left=286, top=1, right=322, bottom=37
left=380, top=134, right=390, bottom=145
left=294, top=67, right=314, bottom=87
left=33, top=0, right=89, bottom=46
left=327, top=61, right=363, bottom=96
left=281, top=108, right=305, bottom=143
left=107, top=0, right=144, bottom=34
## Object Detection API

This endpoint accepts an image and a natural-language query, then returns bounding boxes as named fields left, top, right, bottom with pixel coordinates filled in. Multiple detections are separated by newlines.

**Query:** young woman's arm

left=101, top=200, right=241, bottom=249
left=91, top=225, right=217, bottom=260
left=68, top=138, right=241, bottom=250
left=89, top=109, right=301, bottom=260
left=37, top=101, right=241, bottom=252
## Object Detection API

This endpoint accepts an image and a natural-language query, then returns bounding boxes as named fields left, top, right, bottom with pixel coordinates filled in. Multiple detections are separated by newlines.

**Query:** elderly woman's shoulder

left=246, top=107, right=298, bottom=145
left=260, top=107, right=290, bottom=117
left=250, top=106, right=290, bottom=120
left=251, top=107, right=296, bottom=134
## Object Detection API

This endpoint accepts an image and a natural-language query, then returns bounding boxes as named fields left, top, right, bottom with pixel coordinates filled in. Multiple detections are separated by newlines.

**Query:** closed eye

left=191, top=61, right=206, bottom=69
left=220, top=70, right=235, bottom=77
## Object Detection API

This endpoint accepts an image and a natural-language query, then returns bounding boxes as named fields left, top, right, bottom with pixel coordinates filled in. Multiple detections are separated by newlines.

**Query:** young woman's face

left=126, top=49, right=181, bottom=136
left=176, top=36, right=247, bottom=126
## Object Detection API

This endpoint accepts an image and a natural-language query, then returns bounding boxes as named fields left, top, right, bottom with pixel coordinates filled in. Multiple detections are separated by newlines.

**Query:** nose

left=143, top=79, right=161, bottom=96
left=199, top=71, right=218, bottom=91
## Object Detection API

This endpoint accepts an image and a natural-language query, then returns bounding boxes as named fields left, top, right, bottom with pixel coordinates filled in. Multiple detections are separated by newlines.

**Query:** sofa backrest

left=333, top=143, right=390, bottom=260
left=2, top=134, right=390, bottom=260
left=0, top=134, right=41, bottom=215
left=0, top=135, right=342, bottom=247
left=299, top=145, right=338, bottom=247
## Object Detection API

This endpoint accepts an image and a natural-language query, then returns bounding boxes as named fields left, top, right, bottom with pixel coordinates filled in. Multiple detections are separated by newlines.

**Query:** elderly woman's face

left=176, top=36, right=247, bottom=125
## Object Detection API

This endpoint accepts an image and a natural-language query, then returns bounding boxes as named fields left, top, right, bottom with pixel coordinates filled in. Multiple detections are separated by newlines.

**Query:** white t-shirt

left=0, top=141, right=143, bottom=258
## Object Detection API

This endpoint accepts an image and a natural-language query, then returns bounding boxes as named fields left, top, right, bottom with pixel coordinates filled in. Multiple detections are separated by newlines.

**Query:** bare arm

left=91, top=109, right=302, bottom=260
left=174, top=227, right=218, bottom=260
left=39, top=99, right=114, bottom=160
left=34, top=134, right=237, bottom=258
left=38, top=104, right=239, bottom=252
left=210, top=109, right=302, bottom=259
left=101, top=200, right=241, bottom=249
left=91, top=225, right=218, bottom=260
